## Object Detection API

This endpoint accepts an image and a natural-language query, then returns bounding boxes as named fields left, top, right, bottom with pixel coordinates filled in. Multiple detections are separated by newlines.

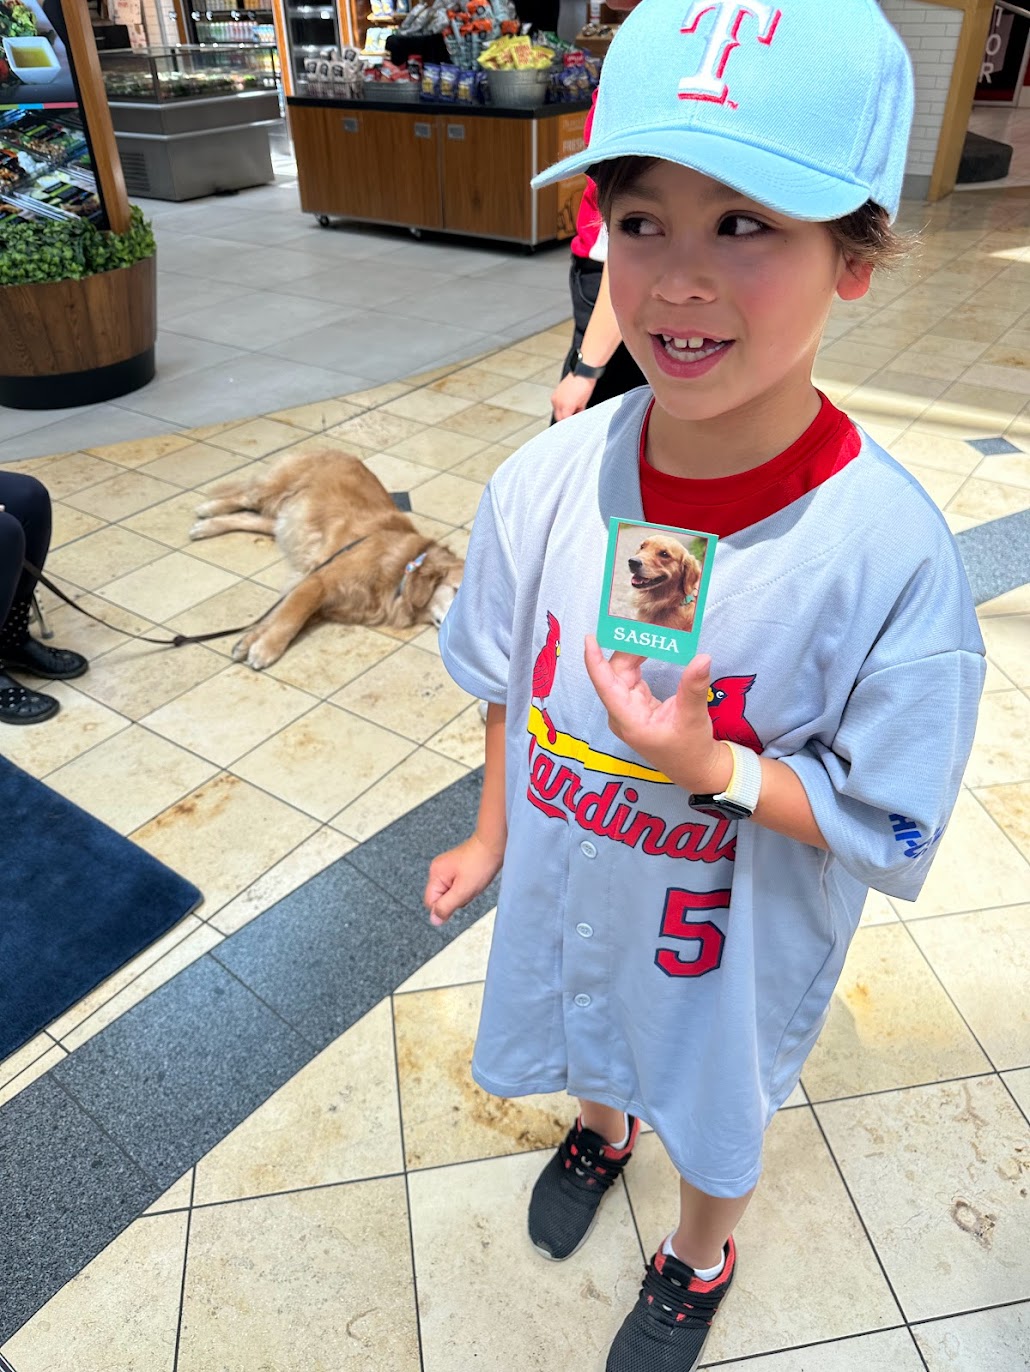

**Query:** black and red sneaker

left=528, top=1114, right=640, bottom=1261
left=606, top=1236, right=737, bottom=1372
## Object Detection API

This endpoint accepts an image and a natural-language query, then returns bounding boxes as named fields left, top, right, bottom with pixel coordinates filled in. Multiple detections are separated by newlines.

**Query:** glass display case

left=98, top=45, right=282, bottom=200
left=98, top=43, right=279, bottom=102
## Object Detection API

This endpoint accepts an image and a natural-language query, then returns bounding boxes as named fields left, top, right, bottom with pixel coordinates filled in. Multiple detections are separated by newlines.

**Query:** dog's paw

left=478, top=699, right=489, bottom=723
left=194, top=499, right=222, bottom=519
left=246, top=643, right=281, bottom=671
left=234, top=633, right=280, bottom=671
left=188, top=520, right=211, bottom=540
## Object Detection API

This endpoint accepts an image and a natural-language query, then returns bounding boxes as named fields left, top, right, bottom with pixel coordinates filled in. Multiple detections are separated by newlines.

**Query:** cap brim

left=531, top=128, right=873, bottom=221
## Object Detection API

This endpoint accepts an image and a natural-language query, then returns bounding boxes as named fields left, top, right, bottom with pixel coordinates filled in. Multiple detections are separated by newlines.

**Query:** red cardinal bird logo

left=707, top=675, right=763, bottom=753
left=532, top=611, right=561, bottom=744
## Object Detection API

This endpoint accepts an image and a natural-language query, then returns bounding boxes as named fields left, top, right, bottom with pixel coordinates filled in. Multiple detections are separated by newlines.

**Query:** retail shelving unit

left=287, top=93, right=591, bottom=245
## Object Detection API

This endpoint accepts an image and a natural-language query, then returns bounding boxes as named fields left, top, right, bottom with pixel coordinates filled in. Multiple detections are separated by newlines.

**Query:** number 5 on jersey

left=656, top=888, right=730, bottom=977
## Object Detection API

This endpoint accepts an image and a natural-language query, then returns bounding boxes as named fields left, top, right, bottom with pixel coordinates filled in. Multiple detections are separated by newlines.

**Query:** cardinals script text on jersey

left=527, top=610, right=749, bottom=869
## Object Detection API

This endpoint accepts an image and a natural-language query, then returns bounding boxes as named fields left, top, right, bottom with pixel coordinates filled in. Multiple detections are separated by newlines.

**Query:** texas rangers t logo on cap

left=678, top=1, right=782, bottom=106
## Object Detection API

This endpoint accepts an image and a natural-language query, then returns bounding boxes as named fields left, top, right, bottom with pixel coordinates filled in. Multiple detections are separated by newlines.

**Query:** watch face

left=689, top=796, right=753, bottom=821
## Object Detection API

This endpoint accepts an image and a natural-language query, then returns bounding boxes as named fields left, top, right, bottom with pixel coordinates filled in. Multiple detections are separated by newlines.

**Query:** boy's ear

left=836, top=257, right=873, bottom=302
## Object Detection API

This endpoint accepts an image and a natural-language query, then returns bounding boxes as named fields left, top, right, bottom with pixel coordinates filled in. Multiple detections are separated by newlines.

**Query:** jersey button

left=576, top=922, right=593, bottom=938
left=574, top=993, right=592, bottom=1008
left=580, top=840, right=597, bottom=858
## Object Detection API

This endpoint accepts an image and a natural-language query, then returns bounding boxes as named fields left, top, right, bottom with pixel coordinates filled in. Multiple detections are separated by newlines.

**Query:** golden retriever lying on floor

left=627, top=534, right=703, bottom=633
left=189, top=449, right=464, bottom=670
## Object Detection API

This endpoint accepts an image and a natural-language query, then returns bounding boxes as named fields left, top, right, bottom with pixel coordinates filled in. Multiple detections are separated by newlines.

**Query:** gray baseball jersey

left=439, top=390, right=985, bottom=1198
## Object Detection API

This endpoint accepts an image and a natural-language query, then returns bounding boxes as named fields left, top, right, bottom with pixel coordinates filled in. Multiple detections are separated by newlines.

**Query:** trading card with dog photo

left=597, top=518, right=717, bottom=665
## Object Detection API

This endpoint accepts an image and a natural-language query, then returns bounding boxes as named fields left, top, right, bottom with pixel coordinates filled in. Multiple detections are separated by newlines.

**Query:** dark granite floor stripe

left=955, top=508, right=1030, bottom=606
left=0, top=1074, right=158, bottom=1342
left=0, top=767, right=491, bottom=1345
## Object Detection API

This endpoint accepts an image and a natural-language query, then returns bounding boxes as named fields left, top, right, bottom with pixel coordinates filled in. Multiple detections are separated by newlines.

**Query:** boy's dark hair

left=592, top=157, right=909, bottom=269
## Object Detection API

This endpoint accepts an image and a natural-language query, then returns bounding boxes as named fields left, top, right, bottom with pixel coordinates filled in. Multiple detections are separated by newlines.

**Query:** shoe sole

left=8, top=663, right=88, bottom=681
left=0, top=702, right=61, bottom=724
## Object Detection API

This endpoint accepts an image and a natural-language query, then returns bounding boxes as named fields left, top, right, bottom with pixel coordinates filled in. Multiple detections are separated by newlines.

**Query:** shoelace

left=640, top=1256, right=726, bottom=1331
left=557, top=1125, right=630, bottom=1196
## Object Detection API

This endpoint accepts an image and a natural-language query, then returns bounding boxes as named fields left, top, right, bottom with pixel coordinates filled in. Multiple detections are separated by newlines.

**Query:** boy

left=424, top=3, right=986, bottom=1369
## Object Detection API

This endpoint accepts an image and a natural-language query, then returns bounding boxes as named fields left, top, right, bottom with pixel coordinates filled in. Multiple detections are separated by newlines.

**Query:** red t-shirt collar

left=638, top=392, right=861, bottom=538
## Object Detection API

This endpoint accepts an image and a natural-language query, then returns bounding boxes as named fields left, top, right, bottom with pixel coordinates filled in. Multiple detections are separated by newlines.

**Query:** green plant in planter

left=0, top=205, right=156, bottom=287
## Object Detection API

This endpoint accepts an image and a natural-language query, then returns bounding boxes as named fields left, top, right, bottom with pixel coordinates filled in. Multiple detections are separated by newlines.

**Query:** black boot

left=0, top=670, right=60, bottom=725
left=0, top=598, right=88, bottom=680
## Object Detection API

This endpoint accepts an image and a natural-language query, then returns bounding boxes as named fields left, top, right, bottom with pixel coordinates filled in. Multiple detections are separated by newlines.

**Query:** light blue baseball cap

left=533, top=0, right=915, bottom=221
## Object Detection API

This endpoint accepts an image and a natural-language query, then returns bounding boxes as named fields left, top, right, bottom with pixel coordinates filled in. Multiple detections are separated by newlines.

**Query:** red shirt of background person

left=551, top=0, right=647, bottom=423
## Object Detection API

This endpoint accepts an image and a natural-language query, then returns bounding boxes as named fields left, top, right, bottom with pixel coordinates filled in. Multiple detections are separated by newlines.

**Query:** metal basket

left=363, top=78, right=420, bottom=102
left=485, top=67, right=552, bottom=108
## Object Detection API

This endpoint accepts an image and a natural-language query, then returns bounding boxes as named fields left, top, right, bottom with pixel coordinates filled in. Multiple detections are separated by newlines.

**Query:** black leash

left=23, top=534, right=371, bottom=649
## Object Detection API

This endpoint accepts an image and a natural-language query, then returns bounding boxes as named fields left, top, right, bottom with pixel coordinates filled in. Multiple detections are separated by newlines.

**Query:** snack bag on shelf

left=438, top=62, right=459, bottom=99
left=420, top=61, right=441, bottom=97
left=370, top=58, right=413, bottom=81
left=477, top=32, right=551, bottom=70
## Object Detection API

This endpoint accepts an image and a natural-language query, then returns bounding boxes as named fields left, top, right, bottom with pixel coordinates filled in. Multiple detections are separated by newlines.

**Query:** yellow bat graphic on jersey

left=527, top=706, right=672, bottom=786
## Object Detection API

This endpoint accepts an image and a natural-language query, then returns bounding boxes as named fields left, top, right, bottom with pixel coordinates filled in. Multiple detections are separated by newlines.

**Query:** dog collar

left=396, top=550, right=428, bottom=599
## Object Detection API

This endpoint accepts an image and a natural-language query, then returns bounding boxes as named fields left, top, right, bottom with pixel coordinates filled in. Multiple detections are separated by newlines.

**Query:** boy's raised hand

left=583, top=635, right=730, bottom=796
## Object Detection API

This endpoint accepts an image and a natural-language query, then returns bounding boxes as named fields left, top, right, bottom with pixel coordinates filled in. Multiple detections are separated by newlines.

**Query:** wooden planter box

left=0, top=254, right=157, bottom=410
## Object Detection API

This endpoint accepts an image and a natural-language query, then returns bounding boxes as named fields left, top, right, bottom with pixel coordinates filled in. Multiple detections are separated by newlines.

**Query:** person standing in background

left=552, top=2, right=647, bottom=422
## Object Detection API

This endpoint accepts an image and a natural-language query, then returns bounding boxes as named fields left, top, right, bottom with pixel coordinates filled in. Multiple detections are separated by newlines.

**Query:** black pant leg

left=0, top=472, right=53, bottom=610
left=0, top=512, right=26, bottom=632
left=559, top=257, right=648, bottom=411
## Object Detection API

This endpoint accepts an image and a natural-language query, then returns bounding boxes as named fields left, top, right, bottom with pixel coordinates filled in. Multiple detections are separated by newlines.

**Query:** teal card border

left=597, top=517, right=718, bottom=664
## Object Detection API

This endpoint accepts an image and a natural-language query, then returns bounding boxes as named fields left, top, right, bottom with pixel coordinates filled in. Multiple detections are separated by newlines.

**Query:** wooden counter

left=287, top=96, right=592, bottom=246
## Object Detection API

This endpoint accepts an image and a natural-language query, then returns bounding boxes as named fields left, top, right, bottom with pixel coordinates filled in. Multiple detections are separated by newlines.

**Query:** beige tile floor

left=2, top=185, right=1030, bottom=1371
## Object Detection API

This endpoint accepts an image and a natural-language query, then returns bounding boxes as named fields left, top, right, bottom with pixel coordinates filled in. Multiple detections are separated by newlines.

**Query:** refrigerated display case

left=98, top=44, right=281, bottom=198
left=186, top=9, right=278, bottom=46
left=280, top=0, right=346, bottom=89
left=100, top=42, right=279, bottom=98
left=0, top=108, right=103, bottom=224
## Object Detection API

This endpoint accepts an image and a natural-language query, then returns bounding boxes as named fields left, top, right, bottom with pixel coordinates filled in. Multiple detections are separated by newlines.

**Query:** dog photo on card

left=598, top=518, right=717, bottom=664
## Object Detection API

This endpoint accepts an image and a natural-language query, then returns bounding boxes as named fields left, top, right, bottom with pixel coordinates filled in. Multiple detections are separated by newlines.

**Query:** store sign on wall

left=976, top=2, right=1030, bottom=101
left=1, top=0, right=108, bottom=225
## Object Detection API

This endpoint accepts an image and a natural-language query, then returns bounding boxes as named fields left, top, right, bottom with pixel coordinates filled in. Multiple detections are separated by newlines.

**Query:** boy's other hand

left=424, top=834, right=504, bottom=927
left=551, top=372, right=597, bottom=422
left=583, top=635, right=731, bottom=795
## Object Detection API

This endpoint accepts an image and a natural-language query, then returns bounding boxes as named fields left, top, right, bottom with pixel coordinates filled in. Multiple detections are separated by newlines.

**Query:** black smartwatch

left=571, top=348, right=606, bottom=380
